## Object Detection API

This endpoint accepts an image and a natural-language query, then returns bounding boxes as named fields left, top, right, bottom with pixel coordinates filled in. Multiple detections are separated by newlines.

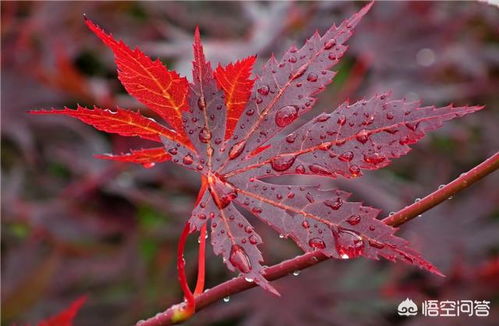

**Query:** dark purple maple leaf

left=33, top=2, right=484, bottom=295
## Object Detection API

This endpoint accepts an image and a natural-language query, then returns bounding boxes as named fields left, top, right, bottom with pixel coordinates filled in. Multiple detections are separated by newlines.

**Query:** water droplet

left=183, top=154, right=193, bottom=165
left=285, top=134, right=297, bottom=143
left=279, top=234, right=285, bottom=239
left=229, top=245, right=251, bottom=273
left=389, top=212, right=395, bottom=216
left=309, top=238, right=326, bottom=250
left=287, top=192, right=295, bottom=199
left=229, top=141, right=246, bottom=159
left=246, top=109, right=255, bottom=116
left=367, top=239, right=385, bottom=249
left=275, top=105, right=299, bottom=127
left=270, top=154, right=296, bottom=172
left=448, top=196, right=453, bottom=200
left=199, top=127, right=212, bottom=143
left=143, top=162, right=155, bottom=168
left=346, top=215, right=361, bottom=225
left=415, top=198, right=421, bottom=203
left=248, top=235, right=258, bottom=244
left=302, top=220, right=310, bottom=229
left=223, top=296, right=230, bottom=303
left=369, top=225, right=376, bottom=231
left=245, top=277, right=254, bottom=283
left=306, top=192, right=315, bottom=203
left=295, top=164, right=306, bottom=174
left=307, top=73, right=318, bottom=82
left=338, top=151, right=354, bottom=162
left=198, top=213, right=207, bottom=220
left=251, top=207, right=262, bottom=214
left=198, top=96, right=206, bottom=110
left=363, top=153, right=386, bottom=164
left=334, top=228, right=364, bottom=258
left=349, top=165, right=361, bottom=177
left=288, top=56, right=297, bottom=63
left=309, top=164, right=331, bottom=175
left=405, top=121, right=419, bottom=131
left=315, top=114, right=330, bottom=122
left=324, top=198, right=343, bottom=210
left=292, top=270, right=301, bottom=276
left=168, top=148, right=178, bottom=155
left=257, top=85, right=270, bottom=96
left=438, top=184, right=445, bottom=189
left=355, top=130, right=369, bottom=144
left=328, top=53, right=337, bottom=61
left=324, top=39, right=336, bottom=50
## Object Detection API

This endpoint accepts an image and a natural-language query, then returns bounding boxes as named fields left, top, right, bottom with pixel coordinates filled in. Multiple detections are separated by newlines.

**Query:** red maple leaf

left=32, top=2, right=484, bottom=295
left=36, top=296, right=86, bottom=326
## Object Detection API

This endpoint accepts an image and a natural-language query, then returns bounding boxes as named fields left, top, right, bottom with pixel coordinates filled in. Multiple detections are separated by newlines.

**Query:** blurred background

left=1, top=1, right=498, bottom=325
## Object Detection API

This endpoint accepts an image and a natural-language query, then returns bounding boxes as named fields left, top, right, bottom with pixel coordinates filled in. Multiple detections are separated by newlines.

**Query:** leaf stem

left=139, top=152, right=498, bottom=326
left=194, top=224, right=207, bottom=295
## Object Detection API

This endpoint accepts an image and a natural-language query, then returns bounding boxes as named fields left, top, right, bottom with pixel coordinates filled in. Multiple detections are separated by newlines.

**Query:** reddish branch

left=138, top=152, right=498, bottom=326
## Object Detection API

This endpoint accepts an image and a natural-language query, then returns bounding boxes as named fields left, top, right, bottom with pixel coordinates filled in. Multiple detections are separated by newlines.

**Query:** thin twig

left=138, top=152, right=499, bottom=326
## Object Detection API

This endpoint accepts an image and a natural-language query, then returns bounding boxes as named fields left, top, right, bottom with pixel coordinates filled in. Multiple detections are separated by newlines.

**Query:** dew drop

left=168, top=148, right=178, bottom=155
left=245, top=277, right=254, bottom=283
left=309, top=164, right=331, bottom=175
left=292, top=270, right=301, bottom=276
left=275, top=105, right=299, bottom=127
left=363, top=153, right=386, bottom=165
left=324, top=39, right=336, bottom=50
left=334, top=228, right=364, bottom=258
left=199, top=127, right=212, bottom=143
left=309, top=238, right=326, bottom=250
left=306, top=192, right=315, bottom=203
left=302, top=220, right=310, bottom=229
left=229, top=245, right=251, bottom=273
left=355, top=129, right=369, bottom=144
left=183, top=154, right=194, bottom=165
left=295, top=164, right=306, bottom=174
left=324, top=198, right=343, bottom=210
left=307, top=73, right=318, bottom=82
left=287, top=192, right=295, bottom=199
left=288, top=56, right=297, bottom=63
left=229, top=141, right=246, bottom=159
left=349, top=165, right=361, bottom=177
left=248, top=235, right=258, bottom=245
left=279, top=234, right=285, bottom=239
left=385, top=113, right=394, bottom=120
left=143, top=162, right=155, bottom=168
left=223, top=296, right=230, bottom=303
left=286, top=134, right=297, bottom=143
left=405, top=121, right=420, bottom=131
left=270, top=154, right=296, bottom=171
left=251, top=207, right=262, bottom=214
left=438, top=184, right=445, bottom=189
left=257, top=85, right=270, bottom=96
left=346, top=214, right=361, bottom=225
left=338, top=151, right=354, bottom=162
left=246, top=109, right=255, bottom=116
left=328, top=53, right=337, bottom=61
left=415, top=198, right=421, bottom=203
left=198, top=96, right=206, bottom=111
left=389, top=212, right=395, bottom=216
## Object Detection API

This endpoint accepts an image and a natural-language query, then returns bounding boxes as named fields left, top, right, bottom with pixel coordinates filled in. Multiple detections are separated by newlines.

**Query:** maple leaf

left=36, top=296, right=86, bottom=326
left=32, top=2, right=484, bottom=295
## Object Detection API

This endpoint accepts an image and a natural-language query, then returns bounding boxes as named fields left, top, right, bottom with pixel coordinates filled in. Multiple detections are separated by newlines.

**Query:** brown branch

left=138, top=152, right=499, bottom=326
